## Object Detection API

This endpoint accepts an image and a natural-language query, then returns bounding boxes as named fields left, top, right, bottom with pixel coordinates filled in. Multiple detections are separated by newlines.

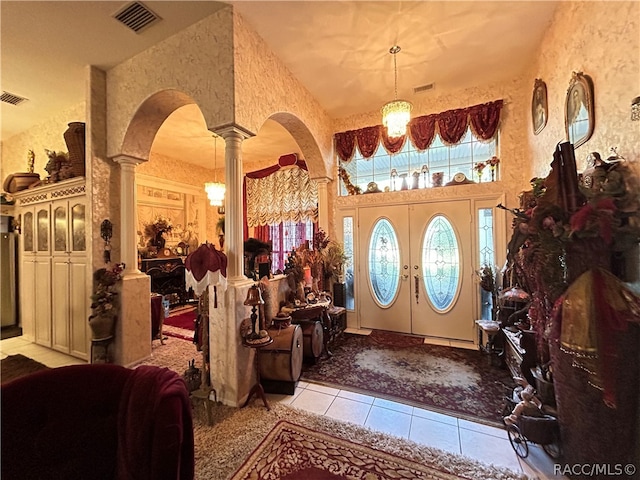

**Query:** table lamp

left=244, top=285, right=265, bottom=340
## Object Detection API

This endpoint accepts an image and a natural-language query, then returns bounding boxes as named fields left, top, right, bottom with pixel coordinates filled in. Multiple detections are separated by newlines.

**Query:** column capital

left=111, top=154, right=146, bottom=166
left=211, top=123, right=255, bottom=141
left=310, top=175, right=332, bottom=184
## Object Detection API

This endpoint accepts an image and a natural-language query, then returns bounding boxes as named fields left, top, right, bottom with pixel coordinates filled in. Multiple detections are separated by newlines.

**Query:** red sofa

left=1, top=364, right=194, bottom=480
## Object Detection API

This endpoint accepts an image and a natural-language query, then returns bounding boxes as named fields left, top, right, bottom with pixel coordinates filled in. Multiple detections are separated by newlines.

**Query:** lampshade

left=244, top=285, right=265, bottom=306
left=205, top=182, right=225, bottom=206
left=381, top=45, right=412, bottom=138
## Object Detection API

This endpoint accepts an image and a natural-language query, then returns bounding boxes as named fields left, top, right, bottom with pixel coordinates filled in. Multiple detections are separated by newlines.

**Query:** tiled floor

left=1, top=336, right=567, bottom=480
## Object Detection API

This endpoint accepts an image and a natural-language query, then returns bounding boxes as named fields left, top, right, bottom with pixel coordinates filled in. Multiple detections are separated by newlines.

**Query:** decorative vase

left=153, top=231, right=166, bottom=249
left=399, top=173, right=409, bottom=190
left=89, top=314, right=116, bottom=340
left=431, top=172, right=444, bottom=187
left=63, top=122, right=86, bottom=178
left=218, top=234, right=225, bottom=250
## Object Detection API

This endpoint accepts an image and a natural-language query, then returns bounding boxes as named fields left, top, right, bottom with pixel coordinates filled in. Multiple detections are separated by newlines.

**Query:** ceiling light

left=205, top=135, right=225, bottom=207
left=381, top=45, right=412, bottom=138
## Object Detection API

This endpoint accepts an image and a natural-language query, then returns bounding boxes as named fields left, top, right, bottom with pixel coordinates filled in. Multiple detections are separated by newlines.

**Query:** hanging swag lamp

left=205, top=134, right=225, bottom=206
left=381, top=45, right=412, bottom=138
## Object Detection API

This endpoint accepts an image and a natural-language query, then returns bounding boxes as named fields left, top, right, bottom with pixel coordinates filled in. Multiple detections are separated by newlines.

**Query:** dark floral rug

left=302, top=332, right=514, bottom=426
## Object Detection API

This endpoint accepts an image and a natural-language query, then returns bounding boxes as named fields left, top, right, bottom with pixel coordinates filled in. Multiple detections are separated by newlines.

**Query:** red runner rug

left=163, top=307, right=196, bottom=341
left=230, top=421, right=467, bottom=480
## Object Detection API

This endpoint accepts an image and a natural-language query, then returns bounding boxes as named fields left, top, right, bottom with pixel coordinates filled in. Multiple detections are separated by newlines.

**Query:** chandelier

left=205, top=134, right=225, bottom=207
left=381, top=45, right=412, bottom=138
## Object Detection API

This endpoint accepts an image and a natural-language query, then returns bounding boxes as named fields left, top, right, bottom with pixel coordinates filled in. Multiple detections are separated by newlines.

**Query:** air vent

left=113, top=1, right=161, bottom=33
left=414, top=83, right=435, bottom=94
left=1, top=91, right=28, bottom=106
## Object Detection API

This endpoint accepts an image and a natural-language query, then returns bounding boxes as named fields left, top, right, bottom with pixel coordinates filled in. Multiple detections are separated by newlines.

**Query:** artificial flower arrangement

left=473, top=161, right=486, bottom=181
left=144, top=215, right=173, bottom=238
left=89, top=263, right=125, bottom=321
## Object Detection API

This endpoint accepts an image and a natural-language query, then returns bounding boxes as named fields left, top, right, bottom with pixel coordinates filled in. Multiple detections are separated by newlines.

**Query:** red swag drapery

left=334, top=99, right=503, bottom=162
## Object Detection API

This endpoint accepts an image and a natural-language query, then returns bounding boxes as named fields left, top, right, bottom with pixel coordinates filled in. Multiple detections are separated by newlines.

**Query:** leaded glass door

left=358, top=205, right=411, bottom=333
left=357, top=201, right=473, bottom=341
left=409, top=201, right=473, bottom=340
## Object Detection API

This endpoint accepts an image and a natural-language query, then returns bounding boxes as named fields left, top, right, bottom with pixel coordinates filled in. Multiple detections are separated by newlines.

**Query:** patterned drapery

left=335, top=99, right=503, bottom=162
left=245, top=167, right=318, bottom=227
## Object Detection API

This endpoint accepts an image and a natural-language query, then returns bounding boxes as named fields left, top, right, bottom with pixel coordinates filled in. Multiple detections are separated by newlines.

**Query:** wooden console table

left=502, top=327, right=537, bottom=385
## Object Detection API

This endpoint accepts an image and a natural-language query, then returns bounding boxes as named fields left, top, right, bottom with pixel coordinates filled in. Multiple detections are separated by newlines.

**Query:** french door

left=357, top=200, right=474, bottom=341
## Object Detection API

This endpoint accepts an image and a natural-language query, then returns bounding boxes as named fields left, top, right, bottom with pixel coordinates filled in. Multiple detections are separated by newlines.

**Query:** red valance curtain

left=335, top=99, right=503, bottom=162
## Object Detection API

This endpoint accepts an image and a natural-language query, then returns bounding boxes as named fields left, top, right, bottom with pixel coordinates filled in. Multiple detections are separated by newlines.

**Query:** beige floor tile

left=364, top=405, right=411, bottom=439
left=290, top=388, right=335, bottom=415
left=409, top=415, right=461, bottom=455
left=325, top=396, right=371, bottom=426
left=372, top=397, right=413, bottom=415
left=296, top=380, right=309, bottom=389
left=337, top=389, right=375, bottom=404
left=305, top=382, right=341, bottom=396
left=412, top=406, right=459, bottom=426
left=423, top=337, right=450, bottom=347
left=458, top=418, right=506, bottom=438
left=459, top=427, right=523, bottom=473
left=518, top=444, right=568, bottom=479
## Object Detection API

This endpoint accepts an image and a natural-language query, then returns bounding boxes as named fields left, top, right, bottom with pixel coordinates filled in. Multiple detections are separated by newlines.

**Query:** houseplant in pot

left=88, top=262, right=125, bottom=341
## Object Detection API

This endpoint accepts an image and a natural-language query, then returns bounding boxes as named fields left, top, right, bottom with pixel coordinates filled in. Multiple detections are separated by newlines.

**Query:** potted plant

left=88, top=263, right=125, bottom=341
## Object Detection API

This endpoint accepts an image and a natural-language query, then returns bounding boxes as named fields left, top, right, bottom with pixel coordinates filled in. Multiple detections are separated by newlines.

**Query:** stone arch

left=268, top=112, right=330, bottom=180
left=119, top=89, right=198, bottom=161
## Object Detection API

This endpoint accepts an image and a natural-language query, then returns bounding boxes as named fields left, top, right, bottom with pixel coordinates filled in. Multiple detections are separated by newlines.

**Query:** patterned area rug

left=231, top=421, right=469, bottom=480
left=1, top=354, right=49, bottom=384
left=302, top=332, right=513, bottom=426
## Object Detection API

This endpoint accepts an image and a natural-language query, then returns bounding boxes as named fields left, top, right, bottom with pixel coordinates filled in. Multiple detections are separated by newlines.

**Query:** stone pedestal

left=115, top=273, right=151, bottom=366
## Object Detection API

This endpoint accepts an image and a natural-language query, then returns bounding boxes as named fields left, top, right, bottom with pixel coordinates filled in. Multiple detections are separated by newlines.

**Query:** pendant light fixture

left=381, top=45, right=412, bottom=138
left=205, top=134, right=225, bottom=207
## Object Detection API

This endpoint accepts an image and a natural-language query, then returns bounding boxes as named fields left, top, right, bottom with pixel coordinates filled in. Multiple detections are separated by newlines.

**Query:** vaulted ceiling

left=1, top=1, right=558, bottom=168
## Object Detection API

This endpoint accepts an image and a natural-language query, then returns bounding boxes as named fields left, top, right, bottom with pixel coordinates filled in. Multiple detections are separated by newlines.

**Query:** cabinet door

left=22, top=209, right=35, bottom=254
left=51, top=256, right=70, bottom=352
left=36, top=206, right=50, bottom=254
left=20, top=258, right=36, bottom=341
left=34, top=257, right=51, bottom=346
left=52, top=203, right=68, bottom=255
left=69, top=200, right=86, bottom=254
left=69, top=258, right=89, bottom=359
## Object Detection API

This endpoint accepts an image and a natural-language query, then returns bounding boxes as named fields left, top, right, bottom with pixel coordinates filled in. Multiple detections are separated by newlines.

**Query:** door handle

left=402, top=274, right=409, bottom=280
left=414, top=274, right=420, bottom=304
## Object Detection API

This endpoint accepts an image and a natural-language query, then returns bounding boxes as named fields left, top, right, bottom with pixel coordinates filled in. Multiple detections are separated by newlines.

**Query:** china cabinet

left=14, top=178, right=90, bottom=360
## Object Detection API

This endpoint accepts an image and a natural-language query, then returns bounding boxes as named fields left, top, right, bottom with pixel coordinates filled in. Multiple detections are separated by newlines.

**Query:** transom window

left=339, top=126, right=497, bottom=195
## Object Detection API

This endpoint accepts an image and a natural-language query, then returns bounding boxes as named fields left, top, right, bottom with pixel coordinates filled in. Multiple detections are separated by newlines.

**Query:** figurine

left=27, top=149, right=35, bottom=173
left=504, top=377, right=543, bottom=425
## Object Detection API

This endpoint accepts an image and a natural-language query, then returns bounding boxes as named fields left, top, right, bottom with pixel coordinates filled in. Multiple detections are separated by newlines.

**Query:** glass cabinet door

left=36, top=208, right=49, bottom=252
left=70, top=203, right=86, bottom=252
left=23, top=211, right=34, bottom=252
left=53, top=205, right=67, bottom=253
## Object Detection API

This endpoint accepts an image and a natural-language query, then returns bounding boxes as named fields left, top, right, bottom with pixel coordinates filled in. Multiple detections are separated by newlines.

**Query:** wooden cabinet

left=15, top=178, right=90, bottom=360
left=141, top=257, right=189, bottom=304
left=502, top=328, right=537, bottom=386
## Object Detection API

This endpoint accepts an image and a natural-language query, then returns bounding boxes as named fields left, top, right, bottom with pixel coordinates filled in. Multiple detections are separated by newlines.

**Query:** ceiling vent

left=113, top=1, right=161, bottom=33
left=413, top=83, right=435, bottom=94
left=1, top=91, right=28, bottom=106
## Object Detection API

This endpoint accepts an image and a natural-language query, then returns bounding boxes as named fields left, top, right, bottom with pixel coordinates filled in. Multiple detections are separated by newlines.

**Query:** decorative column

left=215, top=125, right=254, bottom=283
left=312, top=176, right=331, bottom=234
left=112, top=154, right=144, bottom=276
left=111, top=154, right=150, bottom=366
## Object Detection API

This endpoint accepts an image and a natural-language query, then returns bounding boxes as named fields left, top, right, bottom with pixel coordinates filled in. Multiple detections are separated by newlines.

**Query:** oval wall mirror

left=565, top=71, right=594, bottom=149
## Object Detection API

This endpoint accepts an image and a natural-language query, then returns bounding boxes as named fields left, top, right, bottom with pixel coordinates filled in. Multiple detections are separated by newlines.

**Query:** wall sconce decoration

left=632, top=96, right=640, bottom=121
left=100, top=219, right=113, bottom=264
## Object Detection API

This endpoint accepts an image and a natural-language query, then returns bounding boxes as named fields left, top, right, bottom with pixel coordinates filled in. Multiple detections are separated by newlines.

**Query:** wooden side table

left=242, top=337, right=274, bottom=410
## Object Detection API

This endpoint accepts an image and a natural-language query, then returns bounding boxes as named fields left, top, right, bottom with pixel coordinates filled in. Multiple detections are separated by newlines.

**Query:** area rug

left=231, top=420, right=465, bottom=479
left=192, top=403, right=526, bottom=480
left=135, top=337, right=525, bottom=480
left=1, top=354, right=49, bottom=384
left=302, top=332, right=513, bottom=426
left=163, top=306, right=196, bottom=341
